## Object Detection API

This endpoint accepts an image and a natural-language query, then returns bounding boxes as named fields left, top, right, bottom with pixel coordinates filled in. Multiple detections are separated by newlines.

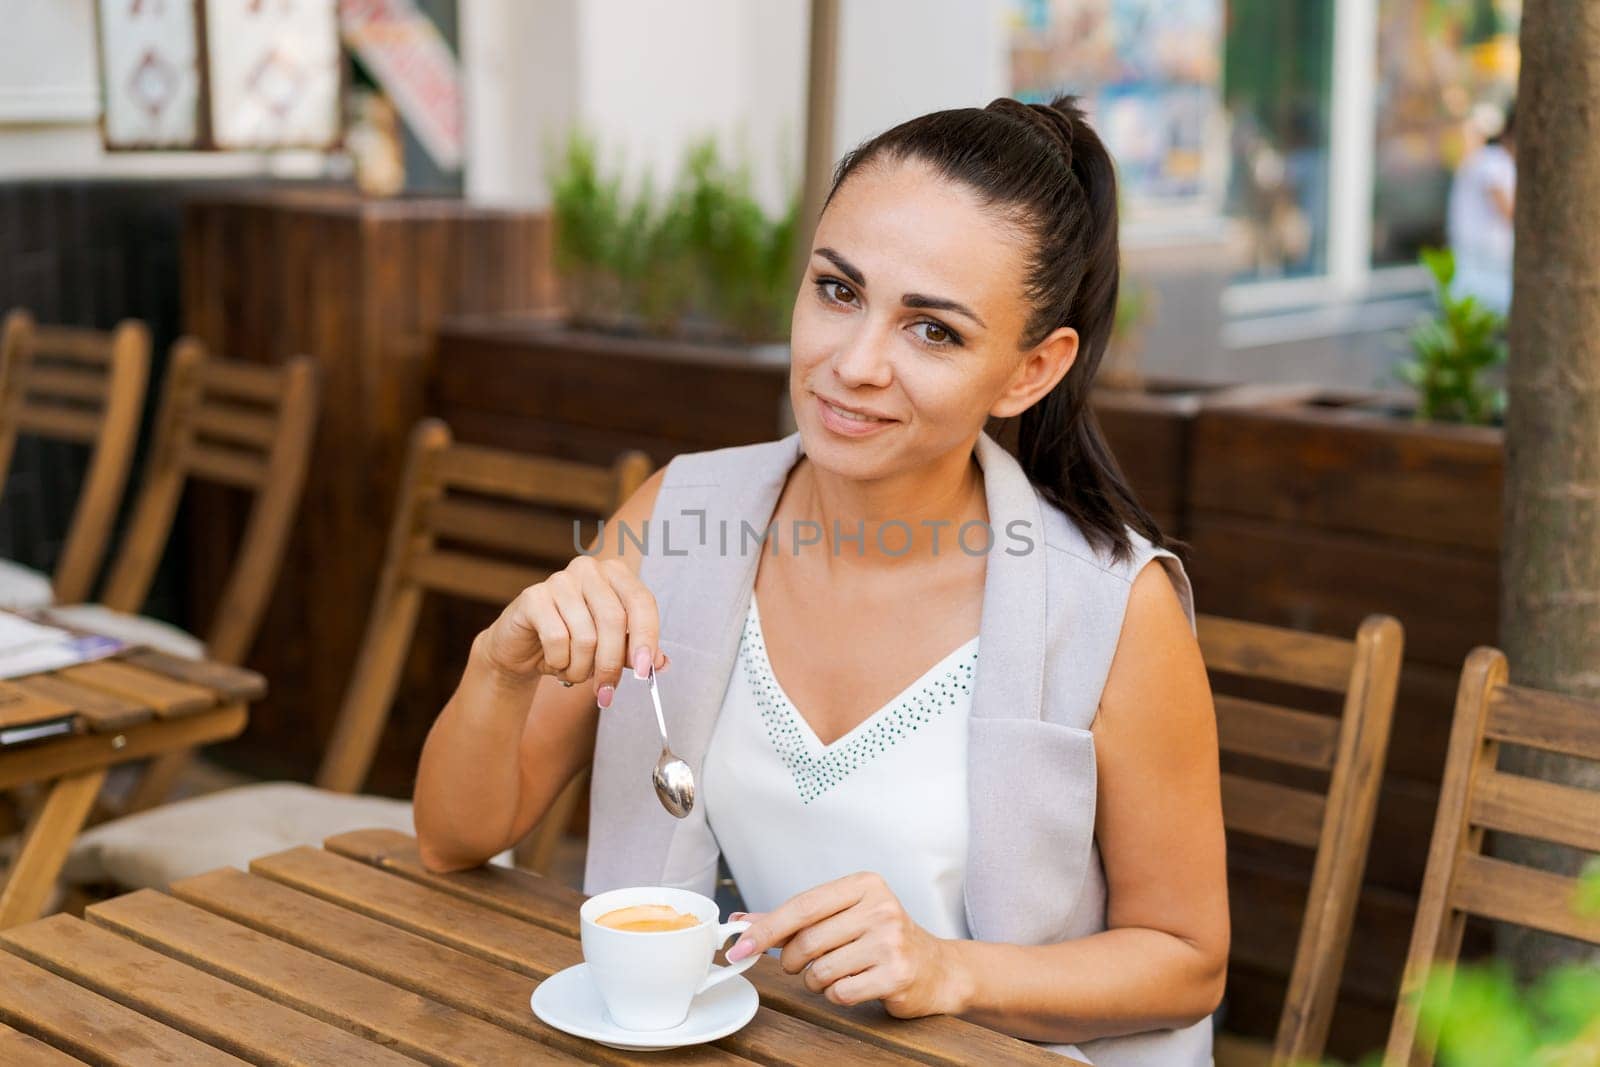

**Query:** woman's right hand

left=476, top=554, right=666, bottom=709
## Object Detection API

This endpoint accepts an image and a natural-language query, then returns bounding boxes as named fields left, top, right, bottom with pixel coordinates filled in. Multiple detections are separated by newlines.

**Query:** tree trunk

left=1498, top=0, right=1600, bottom=973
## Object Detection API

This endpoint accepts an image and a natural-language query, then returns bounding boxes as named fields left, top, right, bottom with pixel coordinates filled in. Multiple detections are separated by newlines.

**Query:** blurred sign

left=1009, top=0, right=1226, bottom=216
left=207, top=0, right=342, bottom=149
left=97, top=0, right=202, bottom=146
left=96, top=0, right=341, bottom=151
left=338, top=0, right=463, bottom=169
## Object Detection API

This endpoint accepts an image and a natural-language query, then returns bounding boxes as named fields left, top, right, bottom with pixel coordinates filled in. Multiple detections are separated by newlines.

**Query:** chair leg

left=514, top=771, right=589, bottom=875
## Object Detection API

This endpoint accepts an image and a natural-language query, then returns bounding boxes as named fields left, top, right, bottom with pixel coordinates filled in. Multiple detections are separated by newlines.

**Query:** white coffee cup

left=579, top=886, right=758, bottom=1031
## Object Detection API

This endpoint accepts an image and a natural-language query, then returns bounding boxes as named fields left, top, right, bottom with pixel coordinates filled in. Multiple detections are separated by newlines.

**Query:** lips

left=814, top=394, right=896, bottom=437
left=816, top=395, right=893, bottom=421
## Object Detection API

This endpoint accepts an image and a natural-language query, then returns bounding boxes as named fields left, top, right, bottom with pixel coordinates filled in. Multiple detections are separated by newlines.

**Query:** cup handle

left=697, top=920, right=756, bottom=994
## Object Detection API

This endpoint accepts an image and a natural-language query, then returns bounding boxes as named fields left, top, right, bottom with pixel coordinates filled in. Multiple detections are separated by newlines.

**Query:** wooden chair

left=41, top=341, right=318, bottom=817
left=1203, top=613, right=1405, bottom=1066
left=0, top=309, right=150, bottom=608
left=317, top=417, right=652, bottom=871
left=1384, top=648, right=1600, bottom=1066
left=61, top=419, right=651, bottom=891
left=49, top=338, right=318, bottom=666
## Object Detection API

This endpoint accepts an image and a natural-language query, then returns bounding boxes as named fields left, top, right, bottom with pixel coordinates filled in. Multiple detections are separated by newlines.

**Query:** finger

left=546, top=574, right=598, bottom=685
left=520, top=586, right=569, bottom=675
left=824, top=966, right=895, bottom=1007
left=602, top=560, right=661, bottom=678
left=778, top=906, right=875, bottom=975
left=580, top=565, right=628, bottom=703
left=800, top=937, right=878, bottom=994
left=728, top=878, right=868, bottom=961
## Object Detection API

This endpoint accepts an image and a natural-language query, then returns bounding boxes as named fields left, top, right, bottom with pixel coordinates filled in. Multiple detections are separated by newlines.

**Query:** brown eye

left=828, top=281, right=857, bottom=304
left=924, top=322, right=949, bottom=343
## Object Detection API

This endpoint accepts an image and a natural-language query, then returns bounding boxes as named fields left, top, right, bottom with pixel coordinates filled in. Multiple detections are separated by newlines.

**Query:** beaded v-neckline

left=739, top=594, right=979, bottom=803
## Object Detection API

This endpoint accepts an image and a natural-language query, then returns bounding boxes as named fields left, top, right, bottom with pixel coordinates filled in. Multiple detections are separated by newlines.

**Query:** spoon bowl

left=644, top=664, right=695, bottom=818
left=652, top=748, right=696, bottom=818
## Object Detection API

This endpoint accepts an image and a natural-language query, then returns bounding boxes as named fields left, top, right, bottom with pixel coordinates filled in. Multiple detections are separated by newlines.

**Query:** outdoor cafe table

left=0, top=829, right=1089, bottom=1065
left=0, top=628, right=259, bottom=928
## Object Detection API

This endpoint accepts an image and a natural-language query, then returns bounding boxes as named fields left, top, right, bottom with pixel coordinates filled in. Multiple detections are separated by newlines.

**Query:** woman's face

left=788, top=156, right=1078, bottom=482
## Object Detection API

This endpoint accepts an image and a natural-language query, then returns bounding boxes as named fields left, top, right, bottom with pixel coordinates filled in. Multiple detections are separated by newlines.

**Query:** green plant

left=546, top=131, right=798, bottom=343
left=1399, top=247, right=1508, bottom=425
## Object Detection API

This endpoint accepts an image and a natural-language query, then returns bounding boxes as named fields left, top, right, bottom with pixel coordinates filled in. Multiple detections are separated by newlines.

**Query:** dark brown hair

left=822, top=94, right=1167, bottom=562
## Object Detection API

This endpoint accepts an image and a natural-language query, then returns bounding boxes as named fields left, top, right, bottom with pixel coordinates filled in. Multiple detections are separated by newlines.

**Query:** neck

left=791, top=436, right=988, bottom=568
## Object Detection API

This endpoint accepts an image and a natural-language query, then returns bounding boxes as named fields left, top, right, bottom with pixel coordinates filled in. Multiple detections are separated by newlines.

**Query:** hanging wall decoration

left=96, top=0, right=342, bottom=151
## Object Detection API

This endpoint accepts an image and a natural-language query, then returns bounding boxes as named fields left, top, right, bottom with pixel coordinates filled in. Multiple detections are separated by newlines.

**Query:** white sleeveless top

left=702, top=594, right=979, bottom=940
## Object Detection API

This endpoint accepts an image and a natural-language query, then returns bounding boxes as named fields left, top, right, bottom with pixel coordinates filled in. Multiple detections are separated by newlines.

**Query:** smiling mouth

left=818, top=397, right=894, bottom=423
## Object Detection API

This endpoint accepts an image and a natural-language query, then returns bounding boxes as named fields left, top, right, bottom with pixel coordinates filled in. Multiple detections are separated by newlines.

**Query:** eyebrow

left=814, top=247, right=988, bottom=330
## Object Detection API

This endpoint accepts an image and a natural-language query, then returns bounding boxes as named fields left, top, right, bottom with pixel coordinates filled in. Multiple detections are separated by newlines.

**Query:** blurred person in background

left=1448, top=102, right=1516, bottom=314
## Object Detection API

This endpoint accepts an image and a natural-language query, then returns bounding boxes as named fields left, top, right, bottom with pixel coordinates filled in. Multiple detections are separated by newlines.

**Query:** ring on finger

left=558, top=679, right=574, bottom=688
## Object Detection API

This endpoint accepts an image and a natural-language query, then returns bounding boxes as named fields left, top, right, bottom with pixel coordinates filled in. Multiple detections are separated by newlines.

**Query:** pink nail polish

left=726, top=939, right=754, bottom=962
left=633, top=647, right=652, bottom=679
left=597, top=685, right=614, bottom=709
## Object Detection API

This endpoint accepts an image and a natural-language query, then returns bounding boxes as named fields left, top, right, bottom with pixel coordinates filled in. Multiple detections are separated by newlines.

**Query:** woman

left=414, top=95, right=1227, bottom=1064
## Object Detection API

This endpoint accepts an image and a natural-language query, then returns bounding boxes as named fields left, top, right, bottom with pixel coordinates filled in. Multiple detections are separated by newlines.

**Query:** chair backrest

left=94, top=338, right=318, bottom=665
left=314, top=418, right=652, bottom=865
left=1384, top=648, right=1600, bottom=1066
left=1200, top=612, right=1404, bottom=1065
left=0, top=308, right=150, bottom=602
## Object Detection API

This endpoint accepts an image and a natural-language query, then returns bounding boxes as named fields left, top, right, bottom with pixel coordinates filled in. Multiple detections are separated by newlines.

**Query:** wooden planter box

left=180, top=189, right=557, bottom=789
left=1186, top=392, right=1503, bottom=1056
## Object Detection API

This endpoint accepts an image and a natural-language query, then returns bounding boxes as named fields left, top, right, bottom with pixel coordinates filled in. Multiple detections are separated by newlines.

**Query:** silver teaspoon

left=645, top=664, right=695, bottom=818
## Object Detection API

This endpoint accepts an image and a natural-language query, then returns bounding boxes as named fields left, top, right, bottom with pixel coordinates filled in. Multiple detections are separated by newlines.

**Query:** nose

left=830, top=323, right=894, bottom=390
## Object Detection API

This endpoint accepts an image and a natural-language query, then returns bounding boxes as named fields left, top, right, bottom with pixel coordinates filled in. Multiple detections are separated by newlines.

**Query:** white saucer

left=530, top=963, right=759, bottom=1052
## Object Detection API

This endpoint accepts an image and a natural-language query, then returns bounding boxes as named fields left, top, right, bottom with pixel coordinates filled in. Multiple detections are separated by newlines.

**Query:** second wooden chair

left=1384, top=647, right=1600, bottom=1066
left=47, top=339, right=317, bottom=668
left=1204, top=612, right=1404, bottom=1066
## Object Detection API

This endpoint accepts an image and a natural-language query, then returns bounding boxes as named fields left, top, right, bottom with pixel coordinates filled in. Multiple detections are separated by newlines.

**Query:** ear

left=990, top=326, right=1079, bottom=419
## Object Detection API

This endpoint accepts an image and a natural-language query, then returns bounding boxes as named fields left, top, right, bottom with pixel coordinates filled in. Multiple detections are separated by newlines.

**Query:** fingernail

left=729, top=911, right=747, bottom=921
left=726, top=938, right=754, bottom=962
left=633, top=647, right=653, bottom=680
left=597, top=685, right=614, bottom=709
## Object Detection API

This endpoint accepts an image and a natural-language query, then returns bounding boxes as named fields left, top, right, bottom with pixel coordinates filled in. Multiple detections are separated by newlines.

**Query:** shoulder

left=1033, top=501, right=1195, bottom=628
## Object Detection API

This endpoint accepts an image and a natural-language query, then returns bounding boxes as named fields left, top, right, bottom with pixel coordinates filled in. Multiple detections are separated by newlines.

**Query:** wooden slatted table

left=0, top=630, right=259, bottom=927
left=0, top=829, right=1088, bottom=1065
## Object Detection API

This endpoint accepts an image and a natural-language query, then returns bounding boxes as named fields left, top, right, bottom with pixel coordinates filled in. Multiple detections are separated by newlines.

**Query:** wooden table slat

left=320, top=833, right=1070, bottom=1067
left=86, top=889, right=591, bottom=1067
left=0, top=682, right=76, bottom=731
left=55, top=661, right=216, bottom=718
left=0, top=946, right=248, bottom=1066
left=2, top=915, right=415, bottom=1067
left=171, top=868, right=755, bottom=1067
left=0, top=1019, right=87, bottom=1066
left=118, top=649, right=267, bottom=703
left=251, top=847, right=917, bottom=1066
left=7, top=673, right=151, bottom=732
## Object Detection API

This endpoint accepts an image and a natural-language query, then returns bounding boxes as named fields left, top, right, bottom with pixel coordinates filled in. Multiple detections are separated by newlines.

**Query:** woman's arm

left=944, top=558, right=1229, bottom=1040
left=729, top=559, right=1228, bottom=1043
left=413, top=467, right=667, bottom=872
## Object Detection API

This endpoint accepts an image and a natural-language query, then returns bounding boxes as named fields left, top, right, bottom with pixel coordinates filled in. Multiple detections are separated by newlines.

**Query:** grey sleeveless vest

left=585, top=432, right=1213, bottom=1065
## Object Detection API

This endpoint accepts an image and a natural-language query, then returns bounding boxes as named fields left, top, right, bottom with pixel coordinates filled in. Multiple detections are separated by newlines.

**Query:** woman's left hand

left=724, top=872, right=967, bottom=1017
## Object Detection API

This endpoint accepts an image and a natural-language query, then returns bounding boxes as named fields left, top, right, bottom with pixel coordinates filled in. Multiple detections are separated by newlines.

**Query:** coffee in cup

left=596, top=904, right=701, bottom=933
left=580, top=886, right=757, bottom=1031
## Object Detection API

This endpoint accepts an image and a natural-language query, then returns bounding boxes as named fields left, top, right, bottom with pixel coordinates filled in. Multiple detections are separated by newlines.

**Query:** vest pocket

left=964, top=718, right=1099, bottom=945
